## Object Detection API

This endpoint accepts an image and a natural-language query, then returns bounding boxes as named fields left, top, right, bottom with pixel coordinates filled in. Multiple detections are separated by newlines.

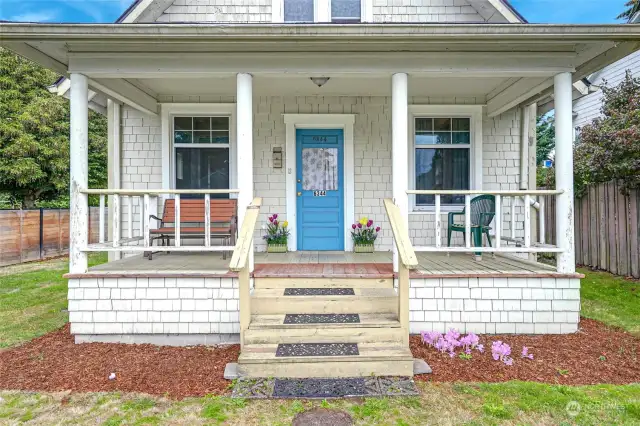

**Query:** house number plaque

left=313, top=190, right=327, bottom=197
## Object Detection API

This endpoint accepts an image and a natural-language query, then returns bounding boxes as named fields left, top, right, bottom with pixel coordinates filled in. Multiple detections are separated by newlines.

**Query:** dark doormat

left=275, top=343, right=359, bottom=357
left=232, top=376, right=418, bottom=399
left=284, top=314, right=360, bottom=324
left=284, top=288, right=355, bottom=296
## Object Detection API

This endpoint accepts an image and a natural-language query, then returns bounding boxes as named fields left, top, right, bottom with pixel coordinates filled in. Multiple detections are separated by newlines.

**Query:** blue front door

left=296, top=129, right=344, bottom=251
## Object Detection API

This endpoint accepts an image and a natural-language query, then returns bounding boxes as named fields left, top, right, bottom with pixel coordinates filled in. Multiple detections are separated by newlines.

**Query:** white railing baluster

left=138, top=197, right=144, bottom=238
left=112, top=194, right=120, bottom=248
left=495, top=194, right=501, bottom=249
left=510, top=196, right=516, bottom=240
left=434, top=194, right=441, bottom=248
left=402, top=189, right=564, bottom=256
left=127, top=196, right=133, bottom=239
left=539, top=196, right=546, bottom=245
left=143, top=194, right=150, bottom=248
left=204, top=193, right=211, bottom=247
left=464, top=194, right=471, bottom=249
left=175, top=194, right=181, bottom=247
left=99, top=194, right=105, bottom=243
left=81, top=189, right=240, bottom=253
left=524, top=194, right=531, bottom=248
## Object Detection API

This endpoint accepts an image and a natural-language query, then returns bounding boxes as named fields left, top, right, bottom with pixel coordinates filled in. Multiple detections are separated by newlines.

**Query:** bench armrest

left=149, top=215, right=163, bottom=223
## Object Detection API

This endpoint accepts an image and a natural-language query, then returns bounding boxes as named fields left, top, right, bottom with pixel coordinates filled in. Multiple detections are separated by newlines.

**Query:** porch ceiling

left=132, top=74, right=510, bottom=99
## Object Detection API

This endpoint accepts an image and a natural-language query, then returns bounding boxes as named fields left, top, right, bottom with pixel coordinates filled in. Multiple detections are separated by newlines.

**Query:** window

left=331, top=0, right=360, bottom=22
left=414, top=117, right=471, bottom=206
left=173, top=116, right=230, bottom=198
left=284, top=0, right=314, bottom=22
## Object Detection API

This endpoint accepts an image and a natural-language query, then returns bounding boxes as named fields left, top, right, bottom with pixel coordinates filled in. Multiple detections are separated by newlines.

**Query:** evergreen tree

left=0, top=48, right=107, bottom=208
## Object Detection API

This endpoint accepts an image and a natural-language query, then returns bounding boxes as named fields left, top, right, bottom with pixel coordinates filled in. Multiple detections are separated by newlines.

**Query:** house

left=573, top=49, right=640, bottom=131
left=2, top=0, right=639, bottom=378
left=538, top=15, right=640, bottom=137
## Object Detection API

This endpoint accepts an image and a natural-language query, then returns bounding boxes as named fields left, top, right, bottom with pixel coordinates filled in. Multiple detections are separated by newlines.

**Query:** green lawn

left=579, top=267, right=640, bottom=336
left=0, top=253, right=107, bottom=348
left=1, top=259, right=639, bottom=425
left=0, top=382, right=638, bottom=425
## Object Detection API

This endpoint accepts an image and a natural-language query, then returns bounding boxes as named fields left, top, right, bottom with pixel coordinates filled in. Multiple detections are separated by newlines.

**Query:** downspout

left=519, top=104, right=540, bottom=209
left=519, top=106, right=530, bottom=190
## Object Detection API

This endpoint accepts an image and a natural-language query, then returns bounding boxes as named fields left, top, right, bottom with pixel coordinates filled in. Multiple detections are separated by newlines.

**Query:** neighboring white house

left=2, top=0, right=639, bottom=378
left=573, top=49, right=640, bottom=130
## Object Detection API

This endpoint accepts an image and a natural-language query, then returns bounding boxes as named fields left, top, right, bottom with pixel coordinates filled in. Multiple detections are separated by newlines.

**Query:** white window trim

left=408, top=105, right=483, bottom=213
left=160, top=103, right=237, bottom=196
left=283, top=114, right=356, bottom=252
left=273, top=0, right=372, bottom=23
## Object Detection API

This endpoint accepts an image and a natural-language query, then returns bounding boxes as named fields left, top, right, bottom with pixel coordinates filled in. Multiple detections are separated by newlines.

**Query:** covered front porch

left=5, top=24, right=637, bottom=276
left=85, top=250, right=560, bottom=278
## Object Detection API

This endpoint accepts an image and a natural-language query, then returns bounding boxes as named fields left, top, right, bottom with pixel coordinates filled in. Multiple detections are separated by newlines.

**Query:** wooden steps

left=250, top=287, right=398, bottom=315
left=237, top=276, right=412, bottom=379
left=237, top=343, right=414, bottom=378
left=253, top=277, right=393, bottom=289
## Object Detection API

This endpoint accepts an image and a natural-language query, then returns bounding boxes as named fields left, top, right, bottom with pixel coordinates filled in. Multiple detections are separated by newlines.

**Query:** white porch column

left=236, top=73, right=254, bottom=267
left=392, top=73, right=409, bottom=272
left=554, top=72, right=576, bottom=273
left=107, top=99, right=122, bottom=262
left=69, top=73, right=89, bottom=273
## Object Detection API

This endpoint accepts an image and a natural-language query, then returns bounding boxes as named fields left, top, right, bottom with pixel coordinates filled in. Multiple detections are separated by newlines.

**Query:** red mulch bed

left=411, top=318, right=640, bottom=385
left=0, top=324, right=239, bottom=399
left=0, top=319, right=638, bottom=399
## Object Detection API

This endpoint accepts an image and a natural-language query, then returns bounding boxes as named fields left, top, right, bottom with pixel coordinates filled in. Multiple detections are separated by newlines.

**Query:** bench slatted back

left=161, top=199, right=237, bottom=226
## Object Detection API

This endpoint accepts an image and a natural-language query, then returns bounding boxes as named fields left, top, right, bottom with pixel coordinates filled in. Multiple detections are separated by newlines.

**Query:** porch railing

left=81, top=188, right=240, bottom=253
left=406, top=189, right=565, bottom=254
left=229, top=197, right=262, bottom=349
left=383, top=199, right=418, bottom=347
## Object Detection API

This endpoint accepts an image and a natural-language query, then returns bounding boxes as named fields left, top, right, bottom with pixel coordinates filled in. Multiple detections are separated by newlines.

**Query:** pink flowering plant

left=491, top=341, right=513, bottom=366
left=350, top=217, right=380, bottom=245
left=421, top=329, right=483, bottom=359
left=420, top=328, right=532, bottom=366
left=263, top=214, right=290, bottom=245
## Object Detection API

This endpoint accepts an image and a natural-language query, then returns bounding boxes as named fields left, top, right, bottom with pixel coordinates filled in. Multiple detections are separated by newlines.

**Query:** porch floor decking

left=85, top=251, right=568, bottom=278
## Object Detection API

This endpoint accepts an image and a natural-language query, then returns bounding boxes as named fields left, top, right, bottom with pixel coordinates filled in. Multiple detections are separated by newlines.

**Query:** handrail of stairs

left=229, top=197, right=262, bottom=349
left=383, top=199, right=419, bottom=346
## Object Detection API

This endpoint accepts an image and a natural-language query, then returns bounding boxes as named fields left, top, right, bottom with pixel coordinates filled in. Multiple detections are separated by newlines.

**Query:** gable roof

left=117, top=0, right=525, bottom=24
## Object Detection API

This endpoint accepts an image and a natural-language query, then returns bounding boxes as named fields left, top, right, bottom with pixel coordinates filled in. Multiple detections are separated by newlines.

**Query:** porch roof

left=2, top=23, right=639, bottom=41
left=2, top=23, right=639, bottom=116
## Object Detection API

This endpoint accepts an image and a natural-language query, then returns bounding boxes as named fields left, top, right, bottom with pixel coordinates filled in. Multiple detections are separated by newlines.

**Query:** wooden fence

left=540, top=182, right=640, bottom=278
left=0, top=208, right=106, bottom=267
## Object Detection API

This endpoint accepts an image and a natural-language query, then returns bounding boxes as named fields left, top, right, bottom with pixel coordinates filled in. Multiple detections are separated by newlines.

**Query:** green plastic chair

left=447, top=194, right=496, bottom=251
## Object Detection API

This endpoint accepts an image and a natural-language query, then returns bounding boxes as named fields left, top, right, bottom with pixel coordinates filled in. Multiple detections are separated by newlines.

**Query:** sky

left=0, top=0, right=630, bottom=24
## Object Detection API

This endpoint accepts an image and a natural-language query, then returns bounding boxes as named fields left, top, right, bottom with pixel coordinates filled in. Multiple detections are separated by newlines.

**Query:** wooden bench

left=146, top=198, right=237, bottom=260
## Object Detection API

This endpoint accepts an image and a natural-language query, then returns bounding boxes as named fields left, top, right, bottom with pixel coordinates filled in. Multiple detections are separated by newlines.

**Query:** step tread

left=250, top=313, right=400, bottom=329
left=252, top=288, right=397, bottom=298
left=238, top=342, right=413, bottom=364
left=254, top=277, right=393, bottom=289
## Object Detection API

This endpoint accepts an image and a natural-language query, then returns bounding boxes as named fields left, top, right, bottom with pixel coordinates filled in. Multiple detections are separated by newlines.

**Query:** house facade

left=573, top=49, right=640, bottom=131
left=3, top=0, right=639, bottom=377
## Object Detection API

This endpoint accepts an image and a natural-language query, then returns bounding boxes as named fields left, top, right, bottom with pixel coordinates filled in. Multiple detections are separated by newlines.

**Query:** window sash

left=172, top=115, right=231, bottom=196
left=284, top=0, right=314, bottom=22
left=413, top=116, right=472, bottom=208
left=331, top=0, right=361, bottom=21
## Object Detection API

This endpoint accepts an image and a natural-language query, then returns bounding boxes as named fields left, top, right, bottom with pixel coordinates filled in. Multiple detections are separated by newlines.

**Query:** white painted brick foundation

left=68, top=277, right=240, bottom=345
left=408, top=277, right=581, bottom=335
left=68, top=275, right=581, bottom=343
